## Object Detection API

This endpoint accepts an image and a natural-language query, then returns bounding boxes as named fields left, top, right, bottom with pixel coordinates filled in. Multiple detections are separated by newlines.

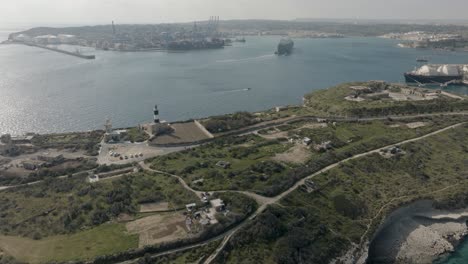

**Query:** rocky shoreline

left=366, top=200, right=468, bottom=264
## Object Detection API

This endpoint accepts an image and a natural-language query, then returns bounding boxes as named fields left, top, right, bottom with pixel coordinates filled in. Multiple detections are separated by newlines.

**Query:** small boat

left=416, top=57, right=429, bottom=63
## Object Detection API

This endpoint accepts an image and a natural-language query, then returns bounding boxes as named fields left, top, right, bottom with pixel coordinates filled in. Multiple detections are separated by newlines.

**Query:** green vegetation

left=122, top=128, right=149, bottom=143
left=0, top=158, right=98, bottom=186
left=0, top=172, right=198, bottom=239
left=0, top=170, right=257, bottom=263
left=303, top=82, right=468, bottom=117
left=215, top=123, right=468, bottom=263
left=32, top=131, right=104, bottom=156
left=219, top=205, right=349, bottom=264
left=148, top=134, right=294, bottom=193
left=149, top=115, right=466, bottom=196
left=202, top=112, right=261, bottom=133
left=86, top=192, right=257, bottom=264
left=213, top=192, right=259, bottom=225
left=0, top=223, right=138, bottom=263
left=1, top=82, right=468, bottom=263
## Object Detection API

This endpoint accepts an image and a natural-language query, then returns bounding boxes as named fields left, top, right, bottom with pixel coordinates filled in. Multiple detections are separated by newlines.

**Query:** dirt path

left=139, top=161, right=204, bottom=199
left=202, top=122, right=466, bottom=264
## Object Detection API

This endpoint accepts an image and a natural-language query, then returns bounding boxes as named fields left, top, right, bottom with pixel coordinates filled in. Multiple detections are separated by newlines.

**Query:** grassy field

left=148, top=134, right=294, bottom=192
left=0, top=223, right=137, bottom=263
left=215, top=123, right=468, bottom=264
left=0, top=171, right=198, bottom=239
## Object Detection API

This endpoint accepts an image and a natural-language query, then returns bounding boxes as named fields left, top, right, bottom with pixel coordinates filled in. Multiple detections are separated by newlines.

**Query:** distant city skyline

left=1, top=0, right=468, bottom=27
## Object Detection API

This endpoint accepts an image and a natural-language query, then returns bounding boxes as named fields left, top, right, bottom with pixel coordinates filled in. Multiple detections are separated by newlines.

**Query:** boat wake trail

left=216, top=54, right=274, bottom=63
left=214, top=88, right=252, bottom=94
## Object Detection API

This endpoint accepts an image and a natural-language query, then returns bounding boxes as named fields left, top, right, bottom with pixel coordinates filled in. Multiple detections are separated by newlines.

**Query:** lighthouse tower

left=153, top=105, right=160, bottom=123
left=104, top=119, right=112, bottom=133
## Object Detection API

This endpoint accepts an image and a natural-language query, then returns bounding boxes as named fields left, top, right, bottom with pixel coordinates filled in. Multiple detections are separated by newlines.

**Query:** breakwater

left=23, top=42, right=95, bottom=59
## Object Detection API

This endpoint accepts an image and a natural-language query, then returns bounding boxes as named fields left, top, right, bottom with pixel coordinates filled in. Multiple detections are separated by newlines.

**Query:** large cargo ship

left=404, top=64, right=468, bottom=85
left=276, top=38, right=294, bottom=55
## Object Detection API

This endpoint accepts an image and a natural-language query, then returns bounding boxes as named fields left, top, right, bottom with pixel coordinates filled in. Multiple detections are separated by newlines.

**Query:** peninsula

left=0, top=81, right=468, bottom=264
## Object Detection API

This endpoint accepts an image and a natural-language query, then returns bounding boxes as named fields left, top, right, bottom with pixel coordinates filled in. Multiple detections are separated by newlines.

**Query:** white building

left=34, top=35, right=59, bottom=45
left=210, top=199, right=225, bottom=212
left=302, top=137, right=312, bottom=146
left=58, top=34, right=77, bottom=44
left=13, top=34, right=31, bottom=42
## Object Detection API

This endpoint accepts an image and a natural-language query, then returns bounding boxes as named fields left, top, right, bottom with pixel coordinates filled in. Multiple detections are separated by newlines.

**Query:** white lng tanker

left=405, top=64, right=468, bottom=85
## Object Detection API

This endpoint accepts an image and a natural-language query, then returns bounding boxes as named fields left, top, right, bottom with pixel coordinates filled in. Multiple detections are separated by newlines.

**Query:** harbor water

left=1, top=30, right=468, bottom=135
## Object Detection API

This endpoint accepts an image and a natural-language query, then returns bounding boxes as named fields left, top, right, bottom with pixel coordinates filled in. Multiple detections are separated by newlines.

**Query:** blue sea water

left=434, top=239, right=468, bottom=264
left=1, top=30, right=468, bottom=135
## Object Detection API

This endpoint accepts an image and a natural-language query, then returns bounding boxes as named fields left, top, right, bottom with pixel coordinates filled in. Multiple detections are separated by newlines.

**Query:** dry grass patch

left=273, top=144, right=310, bottom=164
left=126, top=212, right=188, bottom=247
left=139, top=202, right=170, bottom=213
left=0, top=223, right=137, bottom=263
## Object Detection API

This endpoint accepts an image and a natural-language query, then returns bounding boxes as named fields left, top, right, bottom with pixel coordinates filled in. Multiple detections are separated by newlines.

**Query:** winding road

left=134, top=122, right=466, bottom=264
left=1, top=112, right=466, bottom=263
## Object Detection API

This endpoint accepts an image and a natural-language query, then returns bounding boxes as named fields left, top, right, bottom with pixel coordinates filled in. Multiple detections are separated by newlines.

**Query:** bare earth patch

left=126, top=213, right=188, bottom=247
left=259, top=130, right=289, bottom=140
left=298, top=123, right=328, bottom=129
left=406, top=122, right=427, bottom=129
left=273, top=144, right=310, bottom=164
left=139, top=202, right=170, bottom=213
left=151, top=122, right=211, bottom=145
left=260, top=123, right=327, bottom=140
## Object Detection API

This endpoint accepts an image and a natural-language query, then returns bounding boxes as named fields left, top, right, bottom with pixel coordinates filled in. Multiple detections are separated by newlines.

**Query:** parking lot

left=97, top=141, right=186, bottom=165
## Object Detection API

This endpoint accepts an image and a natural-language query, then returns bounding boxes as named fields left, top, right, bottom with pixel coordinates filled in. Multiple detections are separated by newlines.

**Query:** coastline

left=367, top=200, right=468, bottom=264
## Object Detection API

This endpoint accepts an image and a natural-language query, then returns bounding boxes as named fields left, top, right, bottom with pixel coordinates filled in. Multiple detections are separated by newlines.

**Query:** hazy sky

left=2, top=0, right=468, bottom=26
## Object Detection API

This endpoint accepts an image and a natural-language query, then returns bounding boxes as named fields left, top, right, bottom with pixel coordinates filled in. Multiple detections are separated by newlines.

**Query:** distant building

left=11, top=135, right=34, bottom=144
left=104, top=129, right=127, bottom=143
left=104, top=119, right=112, bottom=134
left=13, top=34, right=31, bottom=42
left=57, top=34, right=77, bottom=44
left=275, top=106, right=287, bottom=112
left=88, top=175, right=100, bottom=183
left=34, top=35, right=59, bottom=45
left=314, top=141, right=332, bottom=152
left=185, top=203, right=197, bottom=212
left=216, top=161, right=231, bottom=169
left=210, top=199, right=225, bottom=212
left=349, top=86, right=372, bottom=93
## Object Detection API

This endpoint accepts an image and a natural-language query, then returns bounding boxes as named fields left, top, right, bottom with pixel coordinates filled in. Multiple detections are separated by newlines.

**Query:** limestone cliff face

left=366, top=201, right=468, bottom=264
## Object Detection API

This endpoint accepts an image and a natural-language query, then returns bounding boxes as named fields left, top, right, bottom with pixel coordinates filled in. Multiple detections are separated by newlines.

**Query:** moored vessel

left=404, top=64, right=468, bottom=86
left=275, top=38, right=294, bottom=55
